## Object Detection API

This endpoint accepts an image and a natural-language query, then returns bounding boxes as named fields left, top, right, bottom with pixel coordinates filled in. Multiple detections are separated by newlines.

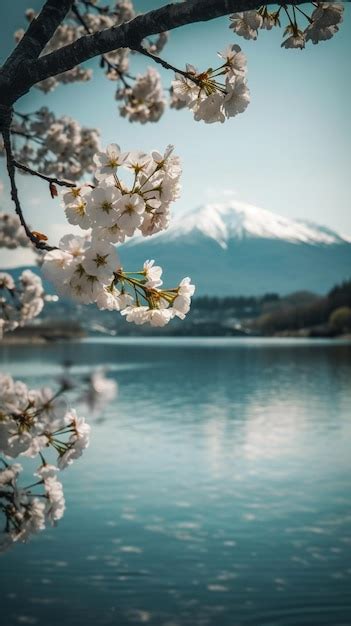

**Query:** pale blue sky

left=1, top=0, right=351, bottom=255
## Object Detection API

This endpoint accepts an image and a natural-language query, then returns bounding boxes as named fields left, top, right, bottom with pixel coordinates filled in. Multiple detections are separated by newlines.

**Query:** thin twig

left=79, top=0, right=109, bottom=15
left=13, top=111, right=30, bottom=120
left=11, top=130, right=45, bottom=145
left=283, top=6, right=295, bottom=30
left=71, top=3, right=130, bottom=87
left=20, top=1, right=326, bottom=89
left=134, top=44, right=200, bottom=86
left=1, top=127, right=56, bottom=251
left=13, top=160, right=76, bottom=188
left=295, top=5, right=312, bottom=22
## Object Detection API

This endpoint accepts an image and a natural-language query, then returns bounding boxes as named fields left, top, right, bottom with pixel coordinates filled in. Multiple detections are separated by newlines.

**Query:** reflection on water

left=1, top=338, right=351, bottom=626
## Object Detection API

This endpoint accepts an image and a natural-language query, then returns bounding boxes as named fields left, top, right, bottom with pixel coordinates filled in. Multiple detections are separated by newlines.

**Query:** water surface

left=1, top=338, right=351, bottom=626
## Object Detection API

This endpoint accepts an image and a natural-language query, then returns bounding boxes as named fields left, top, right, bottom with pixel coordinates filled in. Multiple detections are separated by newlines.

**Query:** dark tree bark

left=0, top=0, right=324, bottom=105
left=0, top=0, right=74, bottom=104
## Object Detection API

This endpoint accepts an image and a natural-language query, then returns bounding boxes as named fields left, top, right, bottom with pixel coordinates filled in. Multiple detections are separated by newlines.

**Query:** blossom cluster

left=0, top=270, right=46, bottom=339
left=13, top=0, right=170, bottom=115
left=0, top=212, right=28, bottom=249
left=42, top=143, right=195, bottom=327
left=76, top=3, right=135, bottom=82
left=171, top=45, right=250, bottom=123
left=0, top=373, right=89, bottom=550
left=0, top=367, right=117, bottom=551
left=0, top=373, right=90, bottom=467
left=142, top=32, right=169, bottom=56
left=17, top=1, right=169, bottom=93
left=117, top=68, right=167, bottom=124
left=11, top=1, right=344, bottom=133
left=229, top=3, right=344, bottom=50
left=14, top=2, right=136, bottom=91
left=15, top=9, right=91, bottom=93
left=4, top=108, right=101, bottom=181
left=0, top=461, right=64, bottom=551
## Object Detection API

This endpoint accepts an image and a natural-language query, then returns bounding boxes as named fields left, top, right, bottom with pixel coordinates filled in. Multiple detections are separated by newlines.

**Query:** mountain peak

left=141, top=201, right=350, bottom=249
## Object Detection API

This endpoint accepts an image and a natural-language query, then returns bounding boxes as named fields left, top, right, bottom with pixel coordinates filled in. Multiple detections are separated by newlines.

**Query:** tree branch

left=11, top=130, right=45, bottom=145
left=14, top=0, right=316, bottom=97
left=0, top=0, right=74, bottom=103
left=134, top=45, right=201, bottom=85
left=71, top=3, right=130, bottom=87
left=17, top=0, right=74, bottom=59
left=13, top=160, right=76, bottom=189
left=1, top=125, right=56, bottom=251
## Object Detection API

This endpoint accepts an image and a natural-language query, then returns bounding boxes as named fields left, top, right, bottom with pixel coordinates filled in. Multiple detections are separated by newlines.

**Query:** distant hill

left=4, top=266, right=351, bottom=339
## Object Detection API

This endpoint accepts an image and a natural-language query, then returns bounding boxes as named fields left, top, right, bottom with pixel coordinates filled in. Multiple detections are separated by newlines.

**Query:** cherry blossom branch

left=13, top=160, right=76, bottom=188
left=9, top=0, right=316, bottom=98
left=0, top=0, right=74, bottom=102
left=71, top=3, right=130, bottom=87
left=11, top=130, right=45, bottom=145
left=134, top=44, right=201, bottom=86
left=284, top=6, right=296, bottom=30
left=1, top=123, right=56, bottom=251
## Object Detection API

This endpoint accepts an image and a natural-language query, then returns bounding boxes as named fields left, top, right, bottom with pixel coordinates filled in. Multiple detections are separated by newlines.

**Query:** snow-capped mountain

left=122, top=202, right=351, bottom=295
left=129, top=201, right=350, bottom=248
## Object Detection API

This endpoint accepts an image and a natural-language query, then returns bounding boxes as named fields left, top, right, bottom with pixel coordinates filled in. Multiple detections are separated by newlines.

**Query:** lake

left=1, top=338, right=351, bottom=626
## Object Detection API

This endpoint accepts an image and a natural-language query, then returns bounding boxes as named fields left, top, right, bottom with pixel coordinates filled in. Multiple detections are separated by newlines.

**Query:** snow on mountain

left=127, top=200, right=350, bottom=249
left=121, top=201, right=351, bottom=295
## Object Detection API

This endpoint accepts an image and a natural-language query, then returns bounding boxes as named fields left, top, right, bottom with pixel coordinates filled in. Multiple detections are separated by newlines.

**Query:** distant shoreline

left=2, top=332, right=351, bottom=345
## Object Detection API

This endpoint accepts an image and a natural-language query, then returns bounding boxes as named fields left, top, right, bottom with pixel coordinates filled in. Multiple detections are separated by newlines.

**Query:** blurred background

left=1, top=2, right=351, bottom=625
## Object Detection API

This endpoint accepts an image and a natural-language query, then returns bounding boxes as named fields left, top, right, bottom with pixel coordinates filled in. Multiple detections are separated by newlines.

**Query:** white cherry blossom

left=60, top=233, right=89, bottom=259
left=143, top=259, right=163, bottom=288
left=178, top=277, right=196, bottom=298
left=305, top=2, right=344, bottom=44
left=35, top=465, right=65, bottom=523
left=121, top=305, right=150, bottom=325
left=96, top=221, right=127, bottom=244
left=193, top=93, right=226, bottom=124
left=58, top=410, right=91, bottom=469
left=0, top=269, right=46, bottom=338
left=118, top=68, right=166, bottom=124
left=172, top=277, right=196, bottom=320
left=223, top=76, right=250, bottom=118
left=229, top=11, right=263, bottom=40
left=218, top=44, right=247, bottom=77
left=4, top=107, right=101, bottom=181
left=0, top=272, right=15, bottom=291
left=281, top=29, right=306, bottom=50
left=171, top=48, right=249, bottom=124
left=85, top=184, right=121, bottom=227
left=82, top=241, right=120, bottom=281
left=0, top=463, right=22, bottom=486
left=147, top=308, right=173, bottom=327
left=0, top=212, right=28, bottom=248
left=171, top=65, right=199, bottom=106
left=39, top=144, right=194, bottom=325
left=96, top=283, right=132, bottom=311
left=116, top=193, right=145, bottom=235
left=63, top=187, right=92, bottom=230
left=93, top=144, right=127, bottom=181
